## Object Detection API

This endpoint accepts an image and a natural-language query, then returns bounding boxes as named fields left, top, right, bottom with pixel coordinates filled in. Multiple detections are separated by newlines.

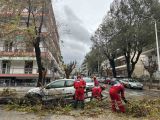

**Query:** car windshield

left=123, top=79, right=129, bottom=82
left=129, top=79, right=138, bottom=82
left=83, top=78, right=93, bottom=83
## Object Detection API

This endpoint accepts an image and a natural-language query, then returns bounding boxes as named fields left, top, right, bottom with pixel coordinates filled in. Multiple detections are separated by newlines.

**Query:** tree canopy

left=91, top=0, right=160, bottom=78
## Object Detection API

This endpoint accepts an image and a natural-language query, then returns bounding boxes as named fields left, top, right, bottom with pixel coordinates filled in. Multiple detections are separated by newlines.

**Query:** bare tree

left=141, top=56, right=157, bottom=88
left=63, top=61, right=76, bottom=79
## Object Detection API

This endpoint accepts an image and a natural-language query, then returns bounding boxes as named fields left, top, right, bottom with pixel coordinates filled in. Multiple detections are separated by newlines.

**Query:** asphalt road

left=102, top=85, right=160, bottom=99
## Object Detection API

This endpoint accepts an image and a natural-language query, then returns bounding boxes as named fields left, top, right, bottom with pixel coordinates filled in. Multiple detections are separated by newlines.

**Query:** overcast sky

left=52, top=0, right=113, bottom=65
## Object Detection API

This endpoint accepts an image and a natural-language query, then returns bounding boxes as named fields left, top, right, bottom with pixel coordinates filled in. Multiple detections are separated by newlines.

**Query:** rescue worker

left=92, top=84, right=107, bottom=100
left=109, top=81, right=127, bottom=113
left=73, top=75, right=86, bottom=109
left=93, top=76, right=99, bottom=86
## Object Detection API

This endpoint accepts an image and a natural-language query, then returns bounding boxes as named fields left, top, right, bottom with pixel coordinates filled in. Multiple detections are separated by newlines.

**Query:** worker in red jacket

left=92, top=85, right=102, bottom=100
left=109, top=81, right=127, bottom=113
left=93, top=76, right=99, bottom=86
left=92, top=84, right=107, bottom=100
left=73, top=75, right=86, bottom=109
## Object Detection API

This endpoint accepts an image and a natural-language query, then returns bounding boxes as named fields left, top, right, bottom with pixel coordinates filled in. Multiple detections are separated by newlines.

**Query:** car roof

left=51, top=79, right=75, bottom=83
left=83, top=77, right=91, bottom=79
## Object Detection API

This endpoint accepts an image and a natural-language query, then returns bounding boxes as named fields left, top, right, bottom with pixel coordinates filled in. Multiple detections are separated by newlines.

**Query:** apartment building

left=81, top=62, right=89, bottom=77
left=0, top=0, right=62, bottom=86
left=101, top=51, right=155, bottom=78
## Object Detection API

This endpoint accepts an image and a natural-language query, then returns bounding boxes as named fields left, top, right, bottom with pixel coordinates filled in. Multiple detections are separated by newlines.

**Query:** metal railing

left=0, top=68, right=38, bottom=74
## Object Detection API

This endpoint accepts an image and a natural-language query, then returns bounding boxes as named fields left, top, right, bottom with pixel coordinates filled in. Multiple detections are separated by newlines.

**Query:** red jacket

left=74, top=79, right=86, bottom=100
left=109, top=83, right=125, bottom=98
left=92, top=86, right=102, bottom=98
left=94, top=79, right=99, bottom=86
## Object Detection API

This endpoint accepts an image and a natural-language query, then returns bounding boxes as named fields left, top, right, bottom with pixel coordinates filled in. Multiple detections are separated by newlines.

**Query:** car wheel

left=128, top=84, right=132, bottom=89
left=139, top=87, right=143, bottom=90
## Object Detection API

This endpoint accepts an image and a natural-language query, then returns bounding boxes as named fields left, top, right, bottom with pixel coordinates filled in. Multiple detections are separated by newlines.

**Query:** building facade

left=101, top=51, right=156, bottom=78
left=0, top=0, right=62, bottom=86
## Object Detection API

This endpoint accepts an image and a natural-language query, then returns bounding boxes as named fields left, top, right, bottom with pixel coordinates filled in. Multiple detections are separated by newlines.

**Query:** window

left=4, top=41, right=12, bottom=52
left=65, top=80, right=74, bottom=87
left=24, top=61, right=33, bottom=74
left=2, top=60, right=11, bottom=74
left=49, top=81, right=65, bottom=88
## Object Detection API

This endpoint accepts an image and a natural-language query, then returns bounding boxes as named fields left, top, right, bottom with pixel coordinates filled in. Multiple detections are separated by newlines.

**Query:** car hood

left=86, top=82, right=94, bottom=87
left=129, top=82, right=143, bottom=86
left=27, top=87, right=43, bottom=94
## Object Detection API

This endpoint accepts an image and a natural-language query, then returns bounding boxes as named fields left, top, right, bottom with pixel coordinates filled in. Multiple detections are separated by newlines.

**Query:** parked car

left=83, top=77, right=94, bottom=90
left=110, top=80, right=121, bottom=86
left=119, top=79, right=129, bottom=87
left=26, top=79, right=76, bottom=100
left=97, top=77, right=106, bottom=83
left=119, top=78, right=143, bottom=89
left=106, top=78, right=118, bottom=85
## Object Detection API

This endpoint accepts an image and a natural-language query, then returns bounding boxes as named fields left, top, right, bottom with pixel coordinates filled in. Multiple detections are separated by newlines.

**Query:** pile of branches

left=0, top=88, right=17, bottom=97
left=126, top=98, right=160, bottom=118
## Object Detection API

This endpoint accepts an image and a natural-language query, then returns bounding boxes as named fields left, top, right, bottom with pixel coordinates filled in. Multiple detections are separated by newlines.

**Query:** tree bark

left=149, top=73, right=153, bottom=89
left=34, top=37, right=43, bottom=87
left=124, top=49, right=142, bottom=78
left=124, top=52, right=131, bottom=78
left=109, top=58, right=117, bottom=78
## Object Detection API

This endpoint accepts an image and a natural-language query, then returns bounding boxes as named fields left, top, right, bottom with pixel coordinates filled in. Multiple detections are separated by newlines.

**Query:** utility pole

left=155, top=20, right=160, bottom=71
left=155, top=20, right=160, bottom=88
left=98, top=47, right=100, bottom=77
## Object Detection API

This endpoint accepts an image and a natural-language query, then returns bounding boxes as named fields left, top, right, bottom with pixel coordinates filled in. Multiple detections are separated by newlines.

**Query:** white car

left=83, top=77, right=95, bottom=90
left=119, top=78, right=143, bottom=89
left=27, top=79, right=75, bottom=99
left=127, top=79, right=143, bottom=89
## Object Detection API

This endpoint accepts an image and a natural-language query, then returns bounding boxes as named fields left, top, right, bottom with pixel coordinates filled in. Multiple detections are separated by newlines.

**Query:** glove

left=122, top=97, right=128, bottom=103
left=123, top=99, right=128, bottom=103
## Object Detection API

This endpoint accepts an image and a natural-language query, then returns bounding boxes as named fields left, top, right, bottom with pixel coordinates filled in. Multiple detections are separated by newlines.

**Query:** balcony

left=0, top=68, right=52, bottom=78
left=0, top=46, right=53, bottom=60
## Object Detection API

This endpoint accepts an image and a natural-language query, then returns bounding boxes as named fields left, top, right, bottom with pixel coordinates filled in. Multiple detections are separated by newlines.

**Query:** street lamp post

left=154, top=20, right=160, bottom=71
left=154, top=20, right=160, bottom=89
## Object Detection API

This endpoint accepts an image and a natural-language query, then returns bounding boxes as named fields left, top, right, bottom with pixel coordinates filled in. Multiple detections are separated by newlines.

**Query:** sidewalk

left=0, top=87, right=34, bottom=92
left=143, top=86, right=160, bottom=92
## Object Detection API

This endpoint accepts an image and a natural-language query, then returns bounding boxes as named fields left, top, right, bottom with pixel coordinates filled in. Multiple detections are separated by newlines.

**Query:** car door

left=46, top=80, right=65, bottom=97
left=64, top=80, right=75, bottom=96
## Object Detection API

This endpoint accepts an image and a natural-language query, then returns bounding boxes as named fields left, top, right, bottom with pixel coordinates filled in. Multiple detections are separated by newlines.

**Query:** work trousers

left=73, top=100, right=84, bottom=109
left=109, top=92, right=125, bottom=113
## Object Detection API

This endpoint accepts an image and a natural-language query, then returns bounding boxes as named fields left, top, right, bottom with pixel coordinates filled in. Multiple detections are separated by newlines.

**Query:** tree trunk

left=65, top=70, right=70, bottom=79
left=129, top=50, right=142, bottom=78
left=109, top=59, right=117, bottom=78
left=34, top=37, right=43, bottom=87
left=125, top=54, right=131, bottom=78
left=66, top=74, right=70, bottom=79
left=149, top=73, right=153, bottom=89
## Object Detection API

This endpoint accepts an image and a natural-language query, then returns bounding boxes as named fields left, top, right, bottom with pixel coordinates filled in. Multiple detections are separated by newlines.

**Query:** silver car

left=27, top=79, right=75, bottom=99
left=120, top=78, right=143, bottom=89
left=83, top=77, right=94, bottom=90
